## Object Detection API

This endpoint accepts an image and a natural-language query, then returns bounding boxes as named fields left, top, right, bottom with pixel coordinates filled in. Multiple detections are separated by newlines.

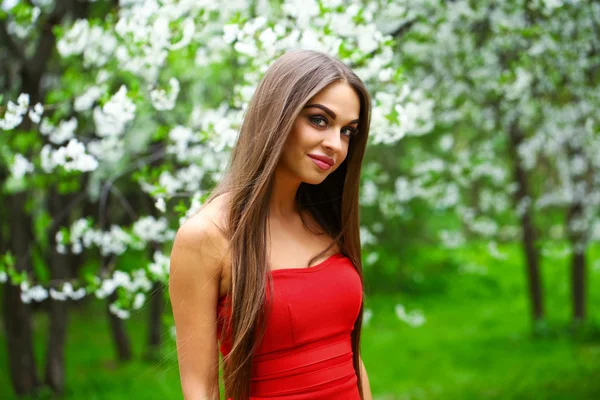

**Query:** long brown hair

left=203, top=49, right=371, bottom=399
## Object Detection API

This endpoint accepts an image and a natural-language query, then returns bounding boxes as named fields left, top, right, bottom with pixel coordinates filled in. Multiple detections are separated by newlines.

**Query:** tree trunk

left=100, top=186, right=133, bottom=362
left=565, top=144, right=588, bottom=323
left=570, top=243, right=586, bottom=322
left=44, top=189, right=72, bottom=394
left=44, top=289, right=69, bottom=394
left=107, top=283, right=133, bottom=361
left=507, top=121, right=544, bottom=322
left=128, top=147, right=167, bottom=361
left=2, top=1, right=93, bottom=396
left=3, top=193, right=39, bottom=395
left=146, top=282, right=164, bottom=361
left=141, top=185, right=164, bottom=361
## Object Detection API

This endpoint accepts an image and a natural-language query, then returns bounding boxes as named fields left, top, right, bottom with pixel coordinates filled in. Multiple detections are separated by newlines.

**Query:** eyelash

left=309, top=115, right=357, bottom=138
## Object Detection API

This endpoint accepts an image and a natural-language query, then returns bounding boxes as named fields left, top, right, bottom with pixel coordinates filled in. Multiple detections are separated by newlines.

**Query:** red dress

left=216, top=252, right=363, bottom=399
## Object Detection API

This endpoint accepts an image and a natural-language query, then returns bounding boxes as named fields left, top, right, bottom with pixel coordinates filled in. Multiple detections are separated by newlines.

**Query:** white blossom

left=359, top=226, right=377, bottom=246
left=158, top=171, right=183, bottom=195
left=365, top=252, right=379, bottom=266
left=28, top=103, right=44, bottom=123
left=131, top=269, right=153, bottom=292
left=109, top=302, right=131, bottom=319
left=155, top=198, right=166, bottom=213
left=42, top=117, right=78, bottom=145
left=57, top=19, right=91, bottom=57
left=93, top=85, right=136, bottom=137
left=133, top=293, right=146, bottom=310
left=169, top=17, right=195, bottom=50
left=148, top=251, right=170, bottom=281
left=282, top=0, right=320, bottom=29
left=167, top=125, right=196, bottom=161
left=95, top=278, right=117, bottom=299
left=395, top=304, right=426, bottom=327
left=0, top=93, right=29, bottom=130
left=360, top=180, right=378, bottom=206
left=10, top=154, right=34, bottom=179
left=470, top=217, right=499, bottom=237
left=75, top=86, right=104, bottom=112
left=395, top=177, right=413, bottom=203
left=51, top=139, right=99, bottom=172
left=20, top=285, right=48, bottom=304
left=439, top=230, right=465, bottom=248
left=150, top=78, right=180, bottom=111
left=223, top=24, right=239, bottom=43
left=458, top=263, right=488, bottom=275
left=439, top=135, right=454, bottom=152
left=49, top=287, right=68, bottom=301
left=363, top=308, right=373, bottom=326
left=132, top=216, right=173, bottom=243
left=87, top=137, right=125, bottom=163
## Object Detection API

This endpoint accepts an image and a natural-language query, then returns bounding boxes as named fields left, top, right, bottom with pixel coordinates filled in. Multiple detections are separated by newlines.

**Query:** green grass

left=0, top=299, right=183, bottom=400
left=361, top=241, right=600, bottom=399
left=1, top=241, right=600, bottom=399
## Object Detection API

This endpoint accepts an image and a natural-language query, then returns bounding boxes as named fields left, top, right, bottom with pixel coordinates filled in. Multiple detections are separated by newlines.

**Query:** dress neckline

left=217, top=252, right=345, bottom=305
left=269, top=252, right=343, bottom=275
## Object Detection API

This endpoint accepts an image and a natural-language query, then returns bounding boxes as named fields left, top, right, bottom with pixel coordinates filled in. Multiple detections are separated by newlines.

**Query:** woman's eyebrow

left=303, top=103, right=359, bottom=124
left=304, top=104, right=336, bottom=119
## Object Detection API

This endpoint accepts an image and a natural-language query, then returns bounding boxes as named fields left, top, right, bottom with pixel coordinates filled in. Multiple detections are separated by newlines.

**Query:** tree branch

left=98, top=146, right=167, bottom=226
left=27, top=0, right=74, bottom=79
left=0, top=19, right=27, bottom=64
left=388, top=18, right=418, bottom=39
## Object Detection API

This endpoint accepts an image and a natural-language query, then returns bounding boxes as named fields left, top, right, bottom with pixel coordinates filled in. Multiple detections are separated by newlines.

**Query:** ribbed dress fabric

left=216, top=252, right=362, bottom=399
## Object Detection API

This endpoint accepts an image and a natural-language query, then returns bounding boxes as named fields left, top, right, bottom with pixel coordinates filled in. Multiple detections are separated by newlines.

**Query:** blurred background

left=1, top=0, right=599, bottom=399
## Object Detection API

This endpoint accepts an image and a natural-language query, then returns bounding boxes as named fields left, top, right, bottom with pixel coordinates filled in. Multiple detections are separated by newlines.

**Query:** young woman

left=169, top=49, right=373, bottom=400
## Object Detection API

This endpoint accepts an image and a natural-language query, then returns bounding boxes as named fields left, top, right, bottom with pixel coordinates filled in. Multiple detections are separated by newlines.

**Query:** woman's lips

left=308, top=155, right=332, bottom=170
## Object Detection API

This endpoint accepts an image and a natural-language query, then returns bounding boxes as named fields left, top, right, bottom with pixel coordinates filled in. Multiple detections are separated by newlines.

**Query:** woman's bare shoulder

left=171, top=193, right=232, bottom=286
left=183, top=193, right=231, bottom=240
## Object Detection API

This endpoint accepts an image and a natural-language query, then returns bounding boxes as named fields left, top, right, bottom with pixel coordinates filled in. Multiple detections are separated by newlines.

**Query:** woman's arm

left=169, top=215, right=225, bottom=400
left=360, top=356, right=373, bottom=400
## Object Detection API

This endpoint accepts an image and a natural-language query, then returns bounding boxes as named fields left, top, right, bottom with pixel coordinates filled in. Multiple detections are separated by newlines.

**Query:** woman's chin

left=301, top=172, right=328, bottom=185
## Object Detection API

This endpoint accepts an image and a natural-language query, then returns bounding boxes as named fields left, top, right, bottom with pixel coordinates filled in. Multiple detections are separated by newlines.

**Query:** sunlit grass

left=361, top=241, right=600, bottom=399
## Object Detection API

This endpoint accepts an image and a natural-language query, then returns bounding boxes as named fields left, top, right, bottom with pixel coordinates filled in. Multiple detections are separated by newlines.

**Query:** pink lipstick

left=307, top=154, right=334, bottom=170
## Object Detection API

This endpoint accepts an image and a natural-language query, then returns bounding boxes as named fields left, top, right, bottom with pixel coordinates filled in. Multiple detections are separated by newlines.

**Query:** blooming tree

left=380, top=0, right=600, bottom=324
left=0, top=0, right=433, bottom=395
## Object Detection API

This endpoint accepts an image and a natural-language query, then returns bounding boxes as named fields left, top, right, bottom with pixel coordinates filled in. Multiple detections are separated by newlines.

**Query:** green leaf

left=12, top=130, right=38, bottom=152
left=150, top=187, right=168, bottom=197
left=2, top=252, right=15, bottom=268
left=174, top=200, right=187, bottom=214
left=59, top=226, right=71, bottom=245
left=58, top=176, right=81, bottom=194
left=11, top=2, right=31, bottom=21
left=153, top=126, right=170, bottom=141
left=33, top=210, right=52, bottom=247
left=31, top=247, right=49, bottom=283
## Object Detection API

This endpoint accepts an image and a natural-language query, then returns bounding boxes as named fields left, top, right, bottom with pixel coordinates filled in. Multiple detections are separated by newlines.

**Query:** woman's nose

left=321, top=127, right=343, bottom=153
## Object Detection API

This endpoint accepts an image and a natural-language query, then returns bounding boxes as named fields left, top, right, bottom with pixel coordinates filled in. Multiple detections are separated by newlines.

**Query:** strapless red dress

left=216, top=252, right=363, bottom=399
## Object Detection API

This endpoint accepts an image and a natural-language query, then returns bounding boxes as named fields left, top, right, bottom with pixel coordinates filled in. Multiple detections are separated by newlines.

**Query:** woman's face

left=278, top=80, right=361, bottom=185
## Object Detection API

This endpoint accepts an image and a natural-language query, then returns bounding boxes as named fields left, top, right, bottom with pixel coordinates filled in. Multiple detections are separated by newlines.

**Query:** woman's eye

left=342, top=127, right=357, bottom=138
left=309, top=115, right=328, bottom=127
